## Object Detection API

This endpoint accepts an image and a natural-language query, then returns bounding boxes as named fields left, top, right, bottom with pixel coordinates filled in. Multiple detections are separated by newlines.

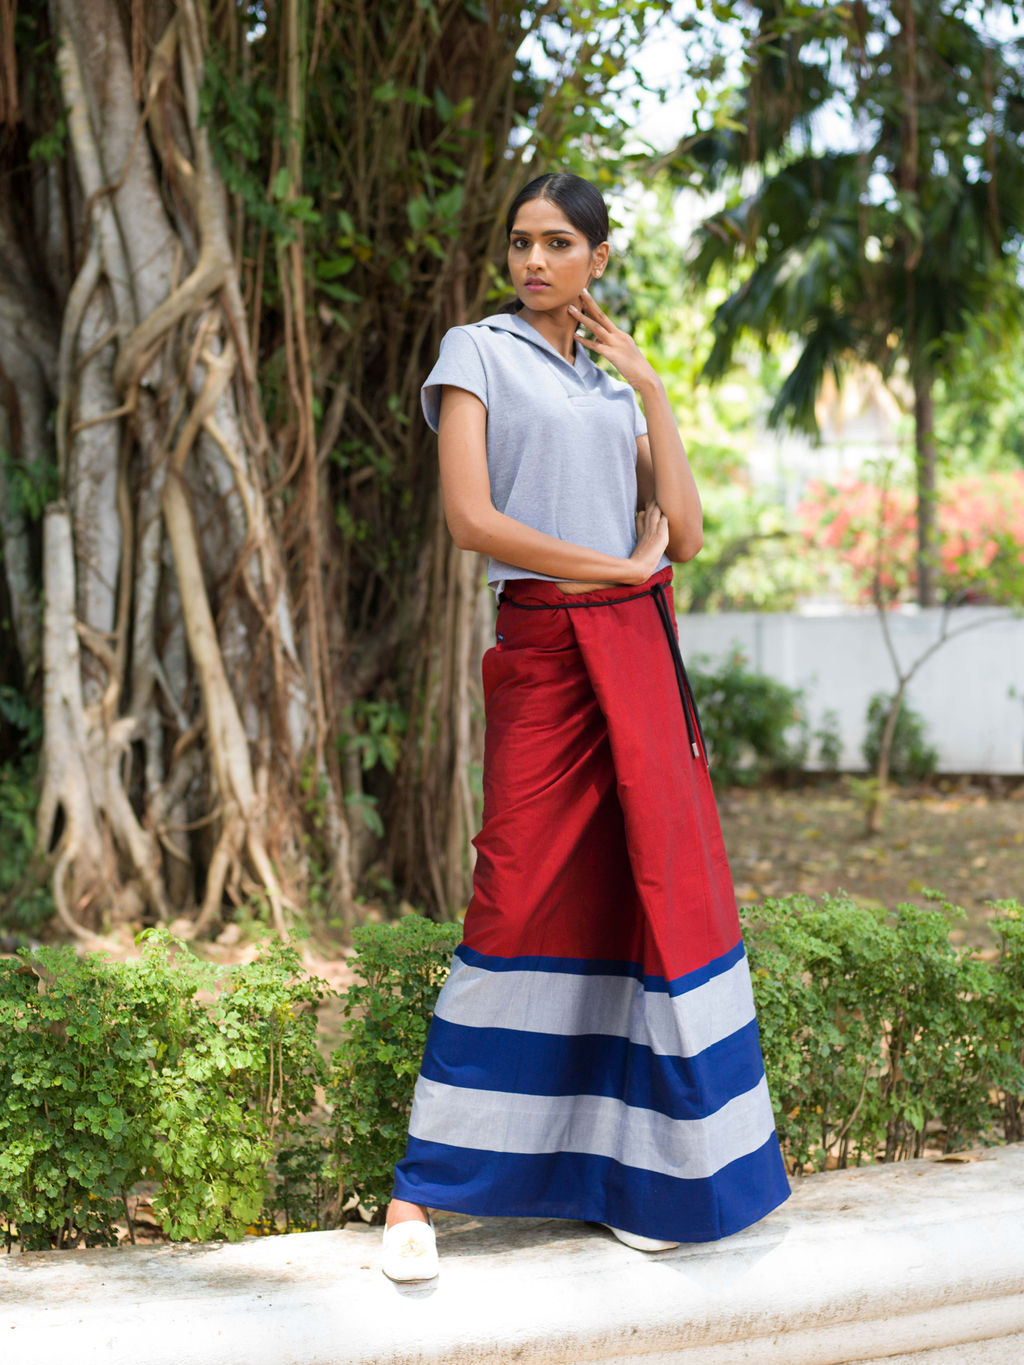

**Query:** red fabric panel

left=463, top=570, right=741, bottom=980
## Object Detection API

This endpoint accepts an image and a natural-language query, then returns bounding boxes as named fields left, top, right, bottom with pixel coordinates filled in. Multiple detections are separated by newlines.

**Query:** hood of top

left=473, top=311, right=592, bottom=374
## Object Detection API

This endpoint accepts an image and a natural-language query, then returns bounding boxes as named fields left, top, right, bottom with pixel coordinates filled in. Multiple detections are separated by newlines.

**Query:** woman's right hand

left=629, top=499, right=669, bottom=581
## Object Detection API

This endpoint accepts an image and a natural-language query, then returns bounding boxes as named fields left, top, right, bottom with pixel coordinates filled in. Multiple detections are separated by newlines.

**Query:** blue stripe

left=454, top=937, right=746, bottom=997
left=393, top=1133, right=791, bottom=1244
left=420, top=1016, right=766, bottom=1121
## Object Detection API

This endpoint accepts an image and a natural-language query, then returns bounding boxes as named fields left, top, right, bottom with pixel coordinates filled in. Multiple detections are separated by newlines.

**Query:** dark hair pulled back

left=505, top=172, right=609, bottom=249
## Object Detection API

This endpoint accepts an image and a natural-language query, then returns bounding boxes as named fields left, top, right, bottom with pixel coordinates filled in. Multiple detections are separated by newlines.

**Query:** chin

left=520, top=295, right=567, bottom=313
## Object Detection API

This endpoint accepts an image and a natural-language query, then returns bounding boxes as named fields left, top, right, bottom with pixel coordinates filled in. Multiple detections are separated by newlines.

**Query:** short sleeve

left=632, top=389, right=647, bottom=440
left=420, top=327, right=489, bottom=433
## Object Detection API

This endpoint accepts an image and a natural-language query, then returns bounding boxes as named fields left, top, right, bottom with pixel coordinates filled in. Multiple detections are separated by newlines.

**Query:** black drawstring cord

left=502, top=581, right=708, bottom=765
left=649, top=581, right=707, bottom=763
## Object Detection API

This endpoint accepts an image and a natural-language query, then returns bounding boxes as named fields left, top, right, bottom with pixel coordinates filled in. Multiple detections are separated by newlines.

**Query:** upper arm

left=437, top=386, right=492, bottom=545
left=635, top=433, right=655, bottom=508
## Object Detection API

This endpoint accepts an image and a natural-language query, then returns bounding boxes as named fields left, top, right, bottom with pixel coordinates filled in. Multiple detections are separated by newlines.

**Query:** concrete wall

left=676, top=606, right=1024, bottom=775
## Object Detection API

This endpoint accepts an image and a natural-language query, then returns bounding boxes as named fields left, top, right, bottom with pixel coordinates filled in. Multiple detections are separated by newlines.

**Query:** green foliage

left=259, top=1127, right=335, bottom=1235
left=0, top=447, right=58, bottom=521
left=862, top=692, right=939, bottom=782
left=813, top=709, right=843, bottom=771
left=198, top=46, right=295, bottom=241
left=693, top=4, right=1024, bottom=427
left=341, top=698, right=409, bottom=776
left=2, top=897, right=1022, bottom=1249
left=0, top=947, right=155, bottom=1249
left=140, top=932, right=330, bottom=1242
left=988, top=904, right=1024, bottom=1144
left=676, top=488, right=822, bottom=613
left=689, top=651, right=807, bottom=785
left=0, top=932, right=329, bottom=1250
left=327, top=914, right=461, bottom=1217
left=0, top=690, right=52, bottom=937
left=688, top=0, right=1024, bottom=611
left=744, top=894, right=1024, bottom=1173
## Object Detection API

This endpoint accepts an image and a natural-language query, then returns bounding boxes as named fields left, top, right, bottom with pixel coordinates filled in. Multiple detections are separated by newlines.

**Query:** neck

left=519, top=306, right=578, bottom=362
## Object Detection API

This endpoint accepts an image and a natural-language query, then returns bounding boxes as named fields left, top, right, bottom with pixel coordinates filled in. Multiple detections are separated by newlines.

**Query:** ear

left=590, top=241, right=610, bottom=279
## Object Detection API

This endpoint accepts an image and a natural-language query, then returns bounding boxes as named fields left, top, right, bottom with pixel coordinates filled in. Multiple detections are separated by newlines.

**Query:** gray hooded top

left=421, top=312, right=665, bottom=591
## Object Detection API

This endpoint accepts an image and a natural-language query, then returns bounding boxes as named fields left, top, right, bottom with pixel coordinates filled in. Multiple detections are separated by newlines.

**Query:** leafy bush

left=138, top=933, right=329, bottom=1242
left=4, top=898, right=1022, bottom=1248
left=744, top=894, right=1023, bottom=1173
left=813, top=709, right=843, bottom=771
left=862, top=691, right=939, bottom=781
left=259, top=1127, right=335, bottom=1235
left=689, top=651, right=808, bottom=785
left=0, top=930, right=329, bottom=1249
left=327, top=914, right=461, bottom=1218
left=0, top=947, right=156, bottom=1249
left=989, top=904, right=1024, bottom=1144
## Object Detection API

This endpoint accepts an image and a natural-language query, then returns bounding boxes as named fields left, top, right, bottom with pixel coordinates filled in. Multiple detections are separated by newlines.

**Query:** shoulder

left=589, top=363, right=642, bottom=408
left=452, top=315, right=523, bottom=349
left=438, top=323, right=485, bottom=357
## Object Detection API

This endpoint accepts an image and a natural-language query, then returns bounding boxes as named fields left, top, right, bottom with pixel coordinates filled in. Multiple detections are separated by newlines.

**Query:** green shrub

left=0, top=947, right=156, bottom=1249
left=862, top=691, right=939, bottom=781
left=135, top=932, right=330, bottom=1242
left=4, top=897, right=1022, bottom=1248
left=327, top=914, right=461, bottom=1218
left=813, top=708, right=843, bottom=771
left=259, top=1127, right=335, bottom=1234
left=743, top=893, right=1021, bottom=1172
left=689, top=650, right=807, bottom=785
left=0, top=930, right=329, bottom=1249
left=988, top=903, right=1024, bottom=1143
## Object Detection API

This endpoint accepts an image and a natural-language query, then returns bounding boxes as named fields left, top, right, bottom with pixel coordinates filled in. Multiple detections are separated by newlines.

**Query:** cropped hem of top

left=421, top=311, right=670, bottom=592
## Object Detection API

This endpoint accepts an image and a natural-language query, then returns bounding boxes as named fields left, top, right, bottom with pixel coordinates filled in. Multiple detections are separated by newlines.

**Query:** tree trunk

left=865, top=682, right=906, bottom=836
left=7, top=0, right=343, bottom=936
left=913, top=368, right=938, bottom=608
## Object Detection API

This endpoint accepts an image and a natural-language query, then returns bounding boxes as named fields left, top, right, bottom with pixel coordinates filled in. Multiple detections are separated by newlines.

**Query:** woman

left=382, top=172, right=790, bottom=1282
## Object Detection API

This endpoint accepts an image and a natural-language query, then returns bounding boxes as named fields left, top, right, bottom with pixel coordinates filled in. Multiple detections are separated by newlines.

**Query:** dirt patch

left=717, top=779, right=1024, bottom=947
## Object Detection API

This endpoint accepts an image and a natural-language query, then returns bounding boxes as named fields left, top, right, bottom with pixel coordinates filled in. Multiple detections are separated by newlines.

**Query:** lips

left=524, top=280, right=548, bottom=290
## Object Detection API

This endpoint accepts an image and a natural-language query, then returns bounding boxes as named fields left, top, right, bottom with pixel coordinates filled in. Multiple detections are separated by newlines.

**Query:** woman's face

left=507, top=198, right=609, bottom=320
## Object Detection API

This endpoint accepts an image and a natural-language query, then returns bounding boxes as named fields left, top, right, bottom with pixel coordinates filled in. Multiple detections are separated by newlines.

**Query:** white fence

left=676, top=606, right=1024, bottom=775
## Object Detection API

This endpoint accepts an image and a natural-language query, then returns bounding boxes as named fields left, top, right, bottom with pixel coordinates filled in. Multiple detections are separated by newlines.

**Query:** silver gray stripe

left=408, top=1074, right=777, bottom=1181
left=433, top=954, right=756, bottom=1059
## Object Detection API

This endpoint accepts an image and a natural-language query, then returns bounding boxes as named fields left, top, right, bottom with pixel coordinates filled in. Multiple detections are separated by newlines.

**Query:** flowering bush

left=798, top=471, right=1024, bottom=604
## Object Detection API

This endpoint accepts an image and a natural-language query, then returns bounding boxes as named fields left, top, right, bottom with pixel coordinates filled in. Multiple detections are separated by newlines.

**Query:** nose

left=525, top=242, right=545, bottom=270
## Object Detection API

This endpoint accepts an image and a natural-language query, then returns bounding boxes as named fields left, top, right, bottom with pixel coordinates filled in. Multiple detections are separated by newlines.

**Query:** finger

left=573, top=297, right=612, bottom=333
left=581, top=288, right=610, bottom=319
left=567, top=303, right=606, bottom=335
left=572, top=331, right=602, bottom=352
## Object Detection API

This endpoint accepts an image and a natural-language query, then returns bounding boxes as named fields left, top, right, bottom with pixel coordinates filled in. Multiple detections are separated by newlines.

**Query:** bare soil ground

left=717, top=778, right=1024, bottom=947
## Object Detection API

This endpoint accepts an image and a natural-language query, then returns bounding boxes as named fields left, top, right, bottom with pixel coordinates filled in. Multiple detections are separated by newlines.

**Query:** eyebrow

left=509, top=225, right=579, bottom=237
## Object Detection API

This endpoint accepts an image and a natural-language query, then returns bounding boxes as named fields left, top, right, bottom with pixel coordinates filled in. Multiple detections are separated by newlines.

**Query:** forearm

left=635, top=376, right=703, bottom=562
left=449, top=505, right=648, bottom=585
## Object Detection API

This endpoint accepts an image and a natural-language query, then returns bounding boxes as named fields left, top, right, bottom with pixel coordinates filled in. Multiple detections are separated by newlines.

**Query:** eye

left=550, top=238, right=571, bottom=248
left=510, top=237, right=530, bottom=250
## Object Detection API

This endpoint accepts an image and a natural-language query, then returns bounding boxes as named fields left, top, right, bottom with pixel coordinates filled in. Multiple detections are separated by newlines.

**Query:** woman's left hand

left=568, top=290, right=658, bottom=390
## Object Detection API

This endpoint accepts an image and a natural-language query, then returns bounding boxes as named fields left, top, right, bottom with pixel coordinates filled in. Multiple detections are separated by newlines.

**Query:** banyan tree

left=0, top=0, right=669, bottom=936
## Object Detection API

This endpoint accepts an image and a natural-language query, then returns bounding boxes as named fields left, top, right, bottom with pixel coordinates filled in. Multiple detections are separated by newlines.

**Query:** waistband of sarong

left=499, top=567, right=707, bottom=764
left=498, top=565, right=674, bottom=609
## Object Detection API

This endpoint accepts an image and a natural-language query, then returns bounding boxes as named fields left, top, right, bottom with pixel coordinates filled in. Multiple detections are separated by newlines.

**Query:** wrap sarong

left=392, top=567, right=790, bottom=1242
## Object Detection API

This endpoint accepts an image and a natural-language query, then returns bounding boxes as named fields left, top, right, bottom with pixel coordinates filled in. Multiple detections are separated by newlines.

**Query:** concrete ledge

left=4, top=1145, right=1024, bottom=1364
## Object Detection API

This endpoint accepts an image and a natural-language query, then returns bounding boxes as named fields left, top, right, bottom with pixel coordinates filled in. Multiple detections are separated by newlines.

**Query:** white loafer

left=381, top=1216, right=439, bottom=1282
left=603, top=1223, right=679, bottom=1252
